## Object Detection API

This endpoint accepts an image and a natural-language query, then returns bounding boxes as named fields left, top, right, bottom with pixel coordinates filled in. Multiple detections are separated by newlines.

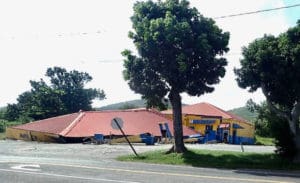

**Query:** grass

left=118, top=149, right=300, bottom=170
left=0, top=120, right=23, bottom=140
left=255, top=135, right=275, bottom=146
left=0, top=132, right=5, bottom=140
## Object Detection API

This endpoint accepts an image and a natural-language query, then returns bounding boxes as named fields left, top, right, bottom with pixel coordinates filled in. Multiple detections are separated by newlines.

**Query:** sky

left=0, top=0, right=300, bottom=110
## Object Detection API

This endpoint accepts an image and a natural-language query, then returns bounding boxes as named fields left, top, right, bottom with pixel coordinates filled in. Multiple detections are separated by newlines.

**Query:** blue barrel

left=94, top=134, right=104, bottom=141
left=140, top=133, right=155, bottom=145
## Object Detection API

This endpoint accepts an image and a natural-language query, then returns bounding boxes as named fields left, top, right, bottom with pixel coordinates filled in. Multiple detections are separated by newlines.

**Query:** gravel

left=0, top=140, right=275, bottom=161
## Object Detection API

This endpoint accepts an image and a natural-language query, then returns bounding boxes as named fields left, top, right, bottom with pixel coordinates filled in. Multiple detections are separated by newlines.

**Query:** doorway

left=223, top=130, right=229, bottom=143
left=232, top=130, right=237, bottom=144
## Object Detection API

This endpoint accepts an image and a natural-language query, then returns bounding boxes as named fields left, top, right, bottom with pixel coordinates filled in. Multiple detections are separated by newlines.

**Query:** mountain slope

left=228, top=106, right=257, bottom=122
left=97, top=99, right=147, bottom=110
left=98, top=100, right=258, bottom=122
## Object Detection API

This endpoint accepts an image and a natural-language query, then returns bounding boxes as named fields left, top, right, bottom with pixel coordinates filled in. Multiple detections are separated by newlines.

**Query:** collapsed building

left=162, top=102, right=255, bottom=144
left=6, top=109, right=197, bottom=143
left=6, top=102, right=254, bottom=144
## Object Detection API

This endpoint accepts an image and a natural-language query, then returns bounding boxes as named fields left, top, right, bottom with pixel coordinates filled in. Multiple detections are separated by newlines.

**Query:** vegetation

left=0, top=121, right=5, bottom=133
left=255, top=135, right=275, bottom=146
left=3, top=67, right=105, bottom=121
left=0, top=107, right=5, bottom=119
left=118, top=150, right=300, bottom=170
left=247, top=101, right=296, bottom=159
left=98, top=99, right=147, bottom=110
left=0, top=119, right=23, bottom=140
left=228, top=106, right=257, bottom=122
left=235, top=20, right=300, bottom=161
left=98, top=99, right=180, bottom=110
left=0, top=133, right=5, bottom=140
left=122, top=0, right=229, bottom=153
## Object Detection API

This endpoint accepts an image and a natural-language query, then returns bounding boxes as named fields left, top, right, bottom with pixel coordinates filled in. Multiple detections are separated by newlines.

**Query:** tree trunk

left=168, top=90, right=187, bottom=153
left=294, top=133, right=300, bottom=163
left=290, top=101, right=300, bottom=135
left=290, top=102, right=300, bottom=162
left=261, top=84, right=300, bottom=161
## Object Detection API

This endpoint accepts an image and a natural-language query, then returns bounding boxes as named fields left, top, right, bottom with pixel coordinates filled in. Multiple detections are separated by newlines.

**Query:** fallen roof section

left=10, top=109, right=197, bottom=138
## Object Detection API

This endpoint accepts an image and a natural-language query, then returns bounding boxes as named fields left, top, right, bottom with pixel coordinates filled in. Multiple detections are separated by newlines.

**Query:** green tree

left=17, top=80, right=66, bottom=120
left=235, top=21, right=300, bottom=161
left=5, top=67, right=105, bottom=121
left=246, top=100, right=271, bottom=137
left=0, top=107, right=5, bottom=119
left=4, top=104, right=21, bottom=121
left=46, top=67, right=105, bottom=113
left=122, top=0, right=229, bottom=153
left=247, top=100, right=296, bottom=159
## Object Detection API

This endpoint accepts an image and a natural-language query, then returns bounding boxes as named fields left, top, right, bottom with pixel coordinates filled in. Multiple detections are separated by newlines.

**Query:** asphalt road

left=0, top=140, right=299, bottom=183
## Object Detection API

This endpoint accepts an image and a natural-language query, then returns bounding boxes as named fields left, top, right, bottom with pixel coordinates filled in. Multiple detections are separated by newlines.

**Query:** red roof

left=12, top=109, right=197, bottom=138
left=12, top=113, right=80, bottom=135
left=162, top=102, right=248, bottom=122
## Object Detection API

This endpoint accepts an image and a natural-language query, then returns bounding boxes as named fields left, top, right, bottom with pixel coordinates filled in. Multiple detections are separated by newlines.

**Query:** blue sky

left=0, top=0, right=299, bottom=110
left=283, top=0, right=300, bottom=25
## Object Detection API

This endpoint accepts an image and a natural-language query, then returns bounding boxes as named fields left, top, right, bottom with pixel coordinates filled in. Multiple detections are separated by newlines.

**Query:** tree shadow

left=181, top=150, right=300, bottom=170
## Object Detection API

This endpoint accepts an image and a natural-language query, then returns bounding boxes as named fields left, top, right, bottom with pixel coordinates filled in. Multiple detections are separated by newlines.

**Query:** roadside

left=118, top=149, right=300, bottom=170
left=0, top=133, right=5, bottom=140
left=0, top=140, right=299, bottom=181
left=0, top=140, right=275, bottom=159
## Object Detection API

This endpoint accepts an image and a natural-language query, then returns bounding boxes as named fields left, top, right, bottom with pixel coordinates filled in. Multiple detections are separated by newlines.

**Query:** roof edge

left=59, top=112, right=85, bottom=136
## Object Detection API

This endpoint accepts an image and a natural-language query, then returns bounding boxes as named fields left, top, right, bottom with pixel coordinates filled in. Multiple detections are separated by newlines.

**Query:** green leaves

left=235, top=21, right=300, bottom=108
left=235, top=22, right=300, bottom=160
left=124, top=0, right=229, bottom=152
left=123, top=0, right=229, bottom=105
left=4, top=67, right=106, bottom=121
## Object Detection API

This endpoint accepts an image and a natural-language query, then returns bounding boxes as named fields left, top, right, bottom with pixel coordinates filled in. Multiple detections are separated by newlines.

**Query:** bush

left=0, top=120, right=6, bottom=133
left=250, top=101, right=296, bottom=159
left=269, top=117, right=296, bottom=159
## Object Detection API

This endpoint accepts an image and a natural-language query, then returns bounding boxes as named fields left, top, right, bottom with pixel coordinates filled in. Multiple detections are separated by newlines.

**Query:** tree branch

left=261, top=83, right=300, bottom=135
left=261, top=83, right=290, bottom=120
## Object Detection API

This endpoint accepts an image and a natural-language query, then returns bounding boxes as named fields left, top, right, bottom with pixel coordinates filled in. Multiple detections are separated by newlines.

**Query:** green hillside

left=228, top=106, right=258, bottom=122
left=97, top=99, right=147, bottom=110
left=0, top=107, right=6, bottom=119
left=97, top=99, right=182, bottom=110
left=98, top=100, right=258, bottom=122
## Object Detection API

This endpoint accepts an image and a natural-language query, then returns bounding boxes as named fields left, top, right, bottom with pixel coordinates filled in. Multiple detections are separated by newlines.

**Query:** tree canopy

left=247, top=100, right=296, bottom=158
left=235, top=20, right=300, bottom=161
left=123, top=0, right=229, bottom=152
left=5, top=67, right=105, bottom=121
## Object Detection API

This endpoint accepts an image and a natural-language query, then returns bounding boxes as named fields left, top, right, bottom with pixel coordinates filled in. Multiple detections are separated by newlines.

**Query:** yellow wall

left=163, top=113, right=254, bottom=138
left=183, top=115, right=221, bottom=134
left=164, top=114, right=173, bottom=120
left=110, top=135, right=142, bottom=143
left=5, top=127, right=60, bottom=142
left=222, top=119, right=254, bottom=138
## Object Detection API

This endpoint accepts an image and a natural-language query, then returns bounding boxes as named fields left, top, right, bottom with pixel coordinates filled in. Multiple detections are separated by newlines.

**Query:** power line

left=0, top=30, right=103, bottom=40
left=97, top=59, right=122, bottom=63
left=214, top=3, right=300, bottom=19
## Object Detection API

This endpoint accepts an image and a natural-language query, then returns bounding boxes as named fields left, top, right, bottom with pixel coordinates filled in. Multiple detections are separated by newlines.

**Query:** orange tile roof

left=12, top=109, right=197, bottom=138
left=162, top=102, right=248, bottom=122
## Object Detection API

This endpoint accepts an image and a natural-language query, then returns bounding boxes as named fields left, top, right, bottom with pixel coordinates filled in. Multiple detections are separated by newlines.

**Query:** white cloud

left=182, top=0, right=290, bottom=110
left=0, top=0, right=295, bottom=110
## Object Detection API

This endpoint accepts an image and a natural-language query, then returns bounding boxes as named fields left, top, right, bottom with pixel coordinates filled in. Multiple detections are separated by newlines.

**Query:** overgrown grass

left=255, top=135, right=275, bottom=146
left=0, top=132, right=5, bottom=140
left=0, top=120, right=23, bottom=140
left=118, top=149, right=300, bottom=170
